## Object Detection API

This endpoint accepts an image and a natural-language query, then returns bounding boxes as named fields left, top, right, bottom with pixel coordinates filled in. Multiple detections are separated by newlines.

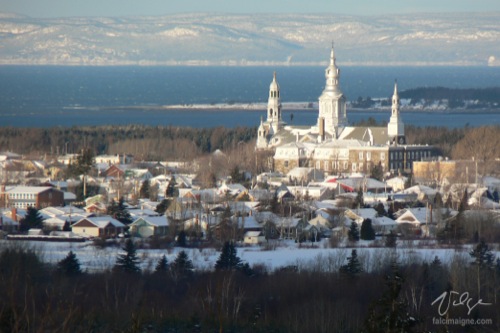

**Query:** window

left=366, top=152, right=371, bottom=161
left=343, top=162, right=348, bottom=170
left=316, top=161, right=321, bottom=169
left=284, top=161, right=289, bottom=168
left=359, top=163, right=363, bottom=171
left=352, top=163, right=357, bottom=171
left=359, top=152, right=363, bottom=160
left=324, top=161, right=329, bottom=171
left=381, top=152, right=385, bottom=160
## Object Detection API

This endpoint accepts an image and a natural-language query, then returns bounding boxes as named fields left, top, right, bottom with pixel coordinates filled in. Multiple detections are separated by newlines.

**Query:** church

left=256, top=45, right=435, bottom=175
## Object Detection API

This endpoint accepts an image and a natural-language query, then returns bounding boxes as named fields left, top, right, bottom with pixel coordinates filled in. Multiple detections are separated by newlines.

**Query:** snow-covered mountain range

left=0, top=12, right=499, bottom=66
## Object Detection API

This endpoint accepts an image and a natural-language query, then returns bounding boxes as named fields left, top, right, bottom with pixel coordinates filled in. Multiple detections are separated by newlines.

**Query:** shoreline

left=75, top=102, right=500, bottom=114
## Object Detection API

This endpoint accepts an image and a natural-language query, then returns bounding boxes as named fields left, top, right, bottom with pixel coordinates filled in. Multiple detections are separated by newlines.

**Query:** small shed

left=243, top=231, right=265, bottom=245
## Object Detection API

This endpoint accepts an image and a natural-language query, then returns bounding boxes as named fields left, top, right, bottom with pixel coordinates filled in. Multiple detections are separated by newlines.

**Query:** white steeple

left=317, top=43, right=347, bottom=138
left=388, top=80, right=405, bottom=142
left=256, top=116, right=268, bottom=149
left=267, top=71, right=283, bottom=132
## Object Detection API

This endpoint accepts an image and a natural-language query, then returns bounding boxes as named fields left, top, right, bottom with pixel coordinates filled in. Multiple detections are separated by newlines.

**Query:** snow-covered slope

left=0, top=12, right=498, bottom=66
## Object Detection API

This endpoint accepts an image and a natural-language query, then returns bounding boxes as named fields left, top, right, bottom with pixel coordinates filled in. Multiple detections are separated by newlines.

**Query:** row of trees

left=0, top=125, right=256, bottom=161
left=2, top=240, right=499, bottom=332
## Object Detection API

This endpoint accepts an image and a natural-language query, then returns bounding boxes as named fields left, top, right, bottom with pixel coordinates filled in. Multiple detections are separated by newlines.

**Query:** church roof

left=339, top=126, right=389, bottom=146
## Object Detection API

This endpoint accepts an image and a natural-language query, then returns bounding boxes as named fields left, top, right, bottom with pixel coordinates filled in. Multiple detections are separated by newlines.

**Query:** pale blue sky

left=1, top=0, right=499, bottom=18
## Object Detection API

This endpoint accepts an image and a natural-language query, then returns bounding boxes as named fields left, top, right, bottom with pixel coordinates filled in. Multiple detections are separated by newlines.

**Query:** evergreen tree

left=171, top=251, right=194, bottom=279
left=370, top=162, right=384, bottom=181
left=215, top=241, right=243, bottom=270
left=431, top=255, right=442, bottom=267
left=470, top=240, right=495, bottom=269
left=385, top=230, right=397, bottom=248
left=176, top=230, right=187, bottom=247
left=107, top=197, right=133, bottom=224
left=139, top=179, right=151, bottom=199
left=57, top=251, right=82, bottom=276
left=155, top=199, right=170, bottom=215
left=155, top=254, right=169, bottom=273
left=340, top=249, right=363, bottom=278
left=348, top=222, right=360, bottom=242
left=114, top=239, right=141, bottom=274
left=353, top=188, right=364, bottom=208
left=230, top=165, right=243, bottom=183
left=458, top=189, right=469, bottom=212
left=19, top=206, right=44, bottom=231
left=374, top=202, right=386, bottom=216
left=363, top=260, right=417, bottom=333
left=166, top=176, right=178, bottom=198
left=360, top=219, right=376, bottom=240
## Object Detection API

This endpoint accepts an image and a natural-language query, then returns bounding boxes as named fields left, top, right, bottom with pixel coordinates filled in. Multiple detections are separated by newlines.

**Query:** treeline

left=0, top=124, right=498, bottom=166
left=0, top=125, right=256, bottom=161
left=400, top=87, right=500, bottom=106
left=1, top=242, right=499, bottom=332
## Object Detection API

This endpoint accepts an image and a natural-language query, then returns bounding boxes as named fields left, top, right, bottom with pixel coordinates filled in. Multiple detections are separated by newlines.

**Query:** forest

left=0, top=240, right=498, bottom=333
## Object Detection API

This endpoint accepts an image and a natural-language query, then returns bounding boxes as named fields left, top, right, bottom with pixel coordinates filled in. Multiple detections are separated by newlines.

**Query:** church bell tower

left=267, top=71, right=282, bottom=133
left=317, top=44, right=347, bottom=139
left=388, top=80, right=405, bottom=144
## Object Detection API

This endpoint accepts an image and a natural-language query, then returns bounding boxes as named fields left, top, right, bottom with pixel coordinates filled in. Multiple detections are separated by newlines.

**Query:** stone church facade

left=257, top=45, right=435, bottom=175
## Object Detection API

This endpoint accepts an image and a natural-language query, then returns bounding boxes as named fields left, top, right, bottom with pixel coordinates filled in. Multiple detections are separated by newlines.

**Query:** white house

left=129, top=216, right=169, bottom=238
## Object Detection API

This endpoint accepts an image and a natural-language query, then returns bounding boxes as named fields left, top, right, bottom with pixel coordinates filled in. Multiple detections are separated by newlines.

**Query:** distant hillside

left=0, top=12, right=498, bottom=66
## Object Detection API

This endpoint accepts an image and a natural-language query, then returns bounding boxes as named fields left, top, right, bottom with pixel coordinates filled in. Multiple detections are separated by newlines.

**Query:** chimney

left=11, top=207, right=17, bottom=222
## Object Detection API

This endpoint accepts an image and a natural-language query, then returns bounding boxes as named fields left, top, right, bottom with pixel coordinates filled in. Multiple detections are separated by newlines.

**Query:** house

left=344, top=208, right=378, bottom=225
left=129, top=216, right=169, bottom=238
left=308, top=214, right=333, bottom=237
left=395, top=207, right=457, bottom=237
left=243, top=231, right=265, bottom=245
left=72, top=217, right=125, bottom=238
left=0, top=215, right=19, bottom=233
left=3, top=186, right=64, bottom=209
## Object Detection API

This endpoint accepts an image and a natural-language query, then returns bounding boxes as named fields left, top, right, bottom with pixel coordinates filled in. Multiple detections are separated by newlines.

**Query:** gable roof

left=130, top=216, right=169, bottom=227
left=74, top=217, right=125, bottom=228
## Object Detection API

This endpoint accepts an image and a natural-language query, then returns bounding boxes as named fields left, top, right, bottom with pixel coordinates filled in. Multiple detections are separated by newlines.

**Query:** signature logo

left=431, top=291, right=492, bottom=316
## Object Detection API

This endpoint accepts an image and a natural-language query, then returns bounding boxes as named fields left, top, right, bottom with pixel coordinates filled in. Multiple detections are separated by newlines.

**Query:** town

left=0, top=47, right=499, bottom=333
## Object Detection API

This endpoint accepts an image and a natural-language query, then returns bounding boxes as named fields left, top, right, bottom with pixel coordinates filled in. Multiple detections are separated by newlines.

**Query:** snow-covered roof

left=6, top=186, right=55, bottom=194
left=131, top=216, right=169, bottom=227
left=75, top=217, right=125, bottom=228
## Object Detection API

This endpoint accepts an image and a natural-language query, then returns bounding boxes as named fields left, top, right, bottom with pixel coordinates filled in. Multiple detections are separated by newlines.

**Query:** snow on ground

left=1, top=238, right=489, bottom=274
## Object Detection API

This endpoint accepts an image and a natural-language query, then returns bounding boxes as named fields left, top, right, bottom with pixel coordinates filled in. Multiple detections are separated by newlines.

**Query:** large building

left=256, top=46, right=435, bottom=175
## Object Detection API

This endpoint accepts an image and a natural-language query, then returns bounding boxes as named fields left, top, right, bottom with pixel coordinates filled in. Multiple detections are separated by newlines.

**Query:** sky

left=1, top=0, right=499, bottom=18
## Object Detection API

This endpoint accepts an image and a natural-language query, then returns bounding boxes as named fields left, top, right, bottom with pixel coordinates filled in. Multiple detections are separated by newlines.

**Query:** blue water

left=0, top=66, right=499, bottom=128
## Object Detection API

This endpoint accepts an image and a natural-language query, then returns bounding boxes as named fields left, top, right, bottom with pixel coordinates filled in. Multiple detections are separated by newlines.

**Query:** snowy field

left=1, top=239, right=489, bottom=274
